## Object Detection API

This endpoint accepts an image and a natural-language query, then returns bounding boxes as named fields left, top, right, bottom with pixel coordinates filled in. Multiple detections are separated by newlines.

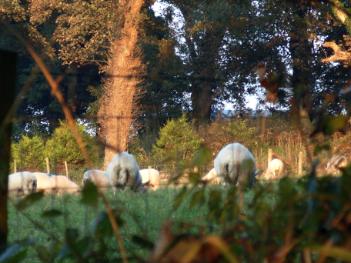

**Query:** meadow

left=7, top=187, right=210, bottom=262
left=7, top=172, right=351, bottom=262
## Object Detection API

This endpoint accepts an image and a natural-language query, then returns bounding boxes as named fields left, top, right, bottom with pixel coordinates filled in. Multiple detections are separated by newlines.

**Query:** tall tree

left=98, top=0, right=146, bottom=166
left=159, top=0, right=245, bottom=126
left=0, top=0, right=108, bottom=135
left=137, top=4, right=188, bottom=150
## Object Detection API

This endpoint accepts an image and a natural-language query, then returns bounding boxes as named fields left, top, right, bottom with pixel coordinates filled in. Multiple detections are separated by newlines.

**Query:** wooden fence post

left=64, top=161, right=69, bottom=178
left=45, top=157, right=50, bottom=174
left=0, top=50, right=17, bottom=251
left=298, top=151, right=304, bottom=176
left=267, top=148, right=273, bottom=167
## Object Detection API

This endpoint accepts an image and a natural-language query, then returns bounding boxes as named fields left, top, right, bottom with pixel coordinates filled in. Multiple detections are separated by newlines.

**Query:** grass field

left=7, top=187, right=213, bottom=262
left=6, top=174, right=351, bottom=262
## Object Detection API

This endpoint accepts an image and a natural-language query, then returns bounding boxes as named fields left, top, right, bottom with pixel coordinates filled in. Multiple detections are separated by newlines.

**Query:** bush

left=202, top=118, right=258, bottom=155
left=129, top=138, right=152, bottom=169
left=11, top=135, right=46, bottom=171
left=151, top=115, right=202, bottom=173
left=45, top=121, right=102, bottom=173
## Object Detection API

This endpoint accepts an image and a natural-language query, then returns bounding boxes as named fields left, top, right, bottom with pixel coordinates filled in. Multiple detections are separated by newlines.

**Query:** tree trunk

left=191, top=69, right=215, bottom=126
left=0, top=50, right=17, bottom=252
left=188, top=31, right=225, bottom=127
left=98, top=0, right=145, bottom=167
left=289, top=3, right=313, bottom=131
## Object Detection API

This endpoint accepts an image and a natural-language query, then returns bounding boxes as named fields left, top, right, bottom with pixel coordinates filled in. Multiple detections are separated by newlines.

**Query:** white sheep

left=106, top=152, right=144, bottom=191
left=32, top=172, right=54, bottom=193
left=262, top=158, right=285, bottom=180
left=139, top=168, right=161, bottom=190
left=326, top=154, right=348, bottom=175
left=50, top=175, right=79, bottom=194
left=83, top=169, right=111, bottom=190
left=201, top=168, right=223, bottom=184
left=8, top=172, right=37, bottom=195
left=214, top=143, right=256, bottom=188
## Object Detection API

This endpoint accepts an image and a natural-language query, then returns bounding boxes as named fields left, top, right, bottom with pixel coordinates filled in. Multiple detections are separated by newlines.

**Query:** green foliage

left=11, top=135, right=46, bottom=171
left=151, top=115, right=203, bottom=172
left=128, top=137, right=152, bottom=169
left=45, top=121, right=101, bottom=169
left=203, top=118, right=258, bottom=155
left=225, top=119, right=257, bottom=148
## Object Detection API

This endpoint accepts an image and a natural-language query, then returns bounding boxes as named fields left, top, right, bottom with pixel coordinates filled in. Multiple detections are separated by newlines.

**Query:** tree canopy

left=0, top=0, right=350, bottom=145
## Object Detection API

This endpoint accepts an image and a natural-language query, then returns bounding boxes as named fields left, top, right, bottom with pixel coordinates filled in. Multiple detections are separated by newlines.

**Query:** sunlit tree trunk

left=98, top=0, right=145, bottom=167
left=0, top=50, right=16, bottom=252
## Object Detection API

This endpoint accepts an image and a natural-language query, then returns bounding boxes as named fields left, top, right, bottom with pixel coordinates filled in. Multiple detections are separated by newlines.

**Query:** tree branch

left=322, top=41, right=351, bottom=63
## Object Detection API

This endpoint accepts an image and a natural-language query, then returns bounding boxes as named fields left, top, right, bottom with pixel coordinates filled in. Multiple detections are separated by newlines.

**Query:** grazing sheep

left=106, top=152, right=143, bottom=191
left=214, top=143, right=256, bottom=188
left=50, top=175, right=79, bottom=194
left=8, top=172, right=37, bottom=195
left=326, top=154, right=348, bottom=175
left=201, top=168, right=223, bottom=184
left=139, top=168, right=161, bottom=190
left=32, top=172, right=54, bottom=193
left=83, top=169, right=111, bottom=189
left=262, top=158, right=285, bottom=180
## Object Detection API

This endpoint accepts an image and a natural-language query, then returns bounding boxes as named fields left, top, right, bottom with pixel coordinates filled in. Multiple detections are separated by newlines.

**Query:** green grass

left=7, top=187, right=210, bottom=262
left=6, top=174, right=351, bottom=262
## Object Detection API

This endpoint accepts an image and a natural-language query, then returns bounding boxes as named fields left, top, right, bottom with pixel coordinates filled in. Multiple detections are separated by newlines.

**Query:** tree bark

left=0, top=50, right=17, bottom=252
left=289, top=3, right=313, bottom=130
left=187, top=29, right=225, bottom=127
left=98, top=0, right=145, bottom=167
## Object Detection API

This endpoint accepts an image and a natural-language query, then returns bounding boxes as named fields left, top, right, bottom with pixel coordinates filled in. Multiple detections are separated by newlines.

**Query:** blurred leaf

left=15, top=192, right=44, bottom=211
left=42, top=209, right=63, bottom=218
left=0, top=244, right=27, bottom=263
left=179, top=240, right=202, bottom=263
left=81, top=181, right=98, bottom=207
left=312, top=246, right=351, bottom=261
left=204, top=236, right=239, bottom=263
left=131, top=235, right=154, bottom=249
left=90, top=211, right=113, bottom=237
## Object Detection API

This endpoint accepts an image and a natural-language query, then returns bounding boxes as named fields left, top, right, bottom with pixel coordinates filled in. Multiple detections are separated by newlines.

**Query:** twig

left=99, top=192, right=128, bottom=263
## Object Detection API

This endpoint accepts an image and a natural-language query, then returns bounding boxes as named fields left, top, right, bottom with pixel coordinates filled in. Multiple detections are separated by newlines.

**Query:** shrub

left=45, top=121, right=102, bottom=173
left=128, top=138, right=152, bottom=169
left=11, top=135, right=46, bottom=171
left=201, top=118, right=258, bottom=155
left=151, top=115, right=202, bottom=173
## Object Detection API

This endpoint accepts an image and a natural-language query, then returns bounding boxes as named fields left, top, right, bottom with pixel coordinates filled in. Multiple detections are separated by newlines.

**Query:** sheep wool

left=50, top=175, right=79, bottom=194
left=264, top=158, right=285, bottom=179
left=214, top=143, right=256, bottom=188
left=83, top=169, right=111, bottom=189
left=139, top=168, right=161, bottom=190
left=201, top=168, right=223, bottom=184
left=106, top=152, right=143, bottom=191
left=32, top=172, right=54, bottom=192
left=8, top=172, right=37, bottom=195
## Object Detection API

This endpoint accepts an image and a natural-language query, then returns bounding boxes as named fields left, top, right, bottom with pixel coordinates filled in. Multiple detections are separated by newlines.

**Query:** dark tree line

left=0, top=0, right=350, bottom=145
